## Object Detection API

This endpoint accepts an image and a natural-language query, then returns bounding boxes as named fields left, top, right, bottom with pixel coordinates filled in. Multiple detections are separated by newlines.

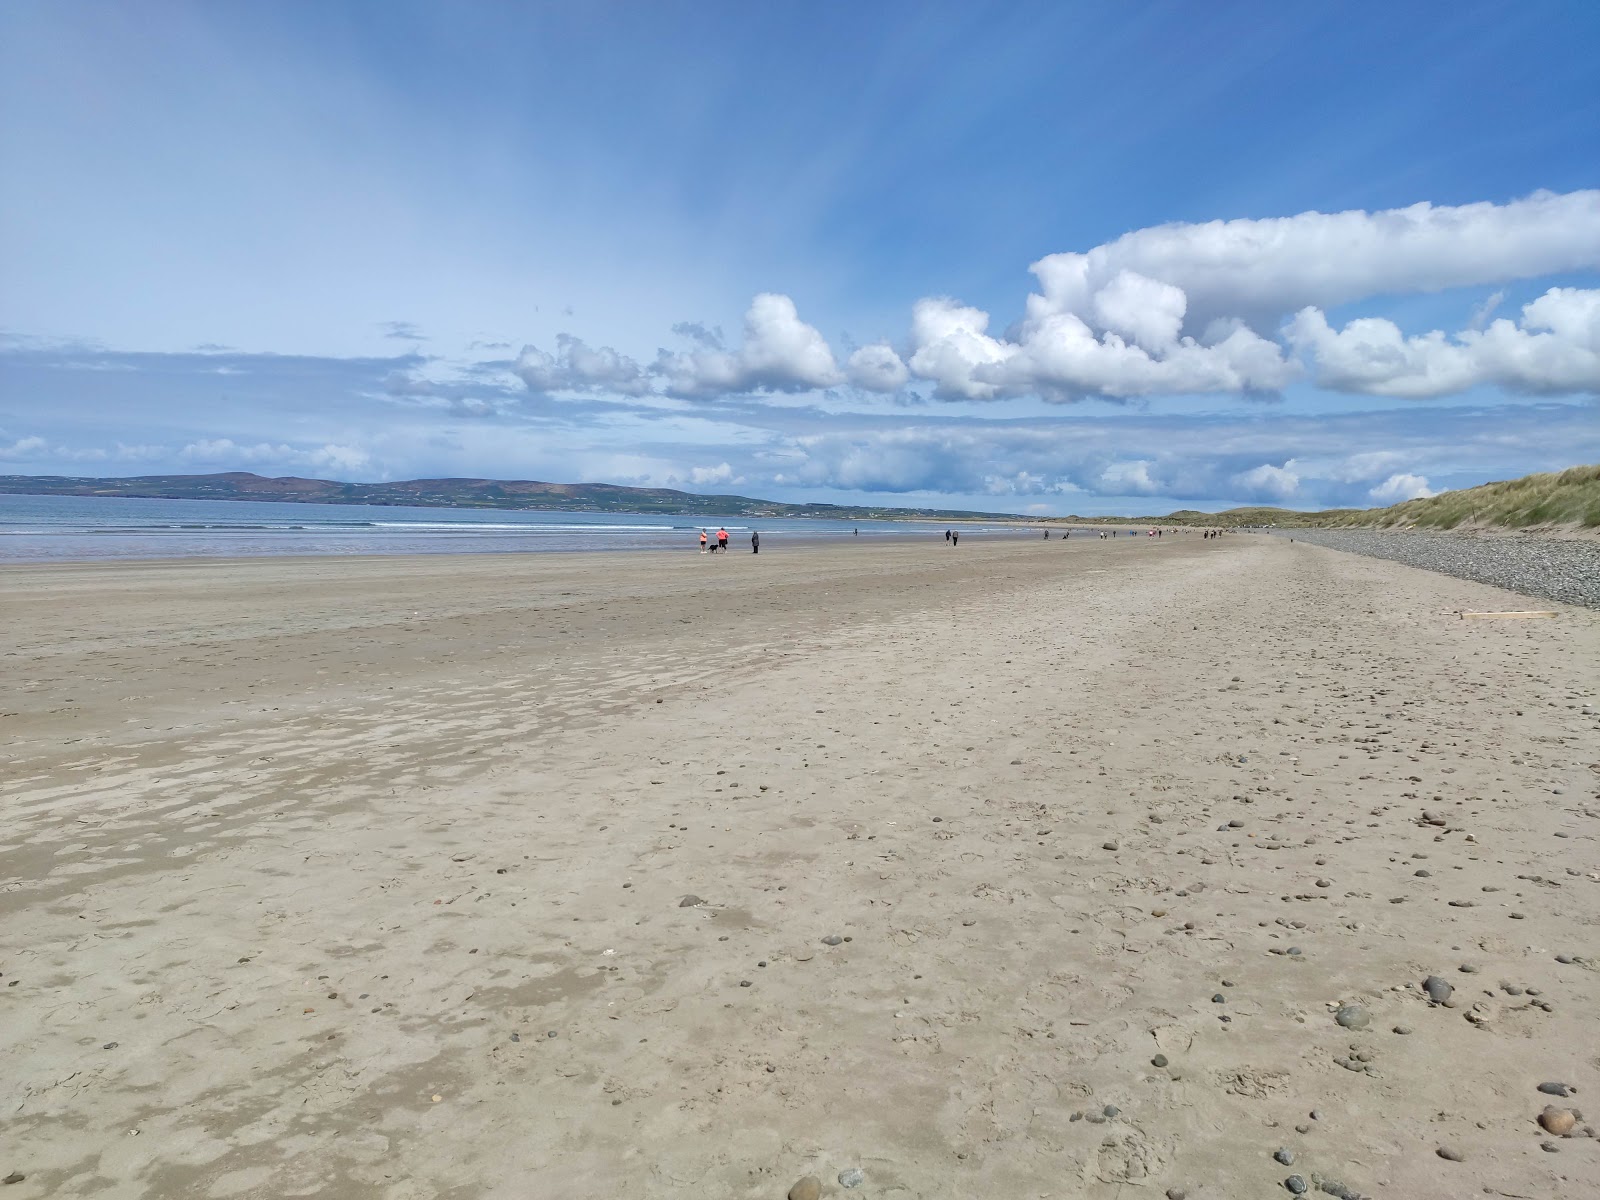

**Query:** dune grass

left=1330, top=464, right=1600, bottom=530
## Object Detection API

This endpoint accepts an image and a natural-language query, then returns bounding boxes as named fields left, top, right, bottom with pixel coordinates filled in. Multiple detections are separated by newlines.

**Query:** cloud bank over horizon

left=511, top=191, right=1600, bottom=405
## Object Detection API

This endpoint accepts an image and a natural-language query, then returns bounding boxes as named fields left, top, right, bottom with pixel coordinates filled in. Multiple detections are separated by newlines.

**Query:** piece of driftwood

left=1459, top=610, right=1558, bottom=619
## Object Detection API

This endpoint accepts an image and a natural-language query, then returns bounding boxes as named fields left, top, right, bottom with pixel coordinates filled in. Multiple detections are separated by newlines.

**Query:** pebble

left=1212, top=994, right=1226, bottom=1003
left=821, top=935, right=844, bottom=946
left=788, top=1177, right=822, bottom=1200
left=1334, top=1004, right=1369, bottom=1029
left=678, top=895, right=704, bottom=908
left=1151, top=1054, right=1169, bottom=1068
left=1437, top=1146, right=1465, bottom=1161
left=1392, top=1024, right=1413, bottom=1035
left=1538, top=1082, right=1574, bottom=1097
left=1539, top=1107, right=1576, bottom=1136
left=2, top=1176, right=23, bottom=1187
left=1269, top=529, right=1600, bottom=609
left=1285, top=1175, right=1308, bottom=1194
left=1274, top=1147, right=1295, bottom=1165
left=1422, top=975, right=1453, bottom=1004
left=1166, top=1191, right=1186, bottom=1200
left=838, top=1167, right=864, bottom=1189
left=1103, top=841, right=1120, bottom=851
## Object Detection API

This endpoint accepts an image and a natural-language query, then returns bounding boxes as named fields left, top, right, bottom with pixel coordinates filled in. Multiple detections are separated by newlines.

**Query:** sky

left=2, top=1, right=1598, bottom=515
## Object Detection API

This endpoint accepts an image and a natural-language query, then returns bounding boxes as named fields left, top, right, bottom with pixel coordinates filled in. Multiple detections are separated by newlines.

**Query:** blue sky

left=3, top=1, right=1598, bottom=514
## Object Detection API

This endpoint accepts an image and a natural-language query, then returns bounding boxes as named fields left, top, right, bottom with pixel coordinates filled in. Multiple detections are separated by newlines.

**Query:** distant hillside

left=1327, top=464, right=1600, bottom=530
left=0, top=471, right=1024, bottom=522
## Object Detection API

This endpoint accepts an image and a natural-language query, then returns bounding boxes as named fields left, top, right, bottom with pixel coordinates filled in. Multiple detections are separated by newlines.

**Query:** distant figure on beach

left=951, top=531, right=959, bottom=547
left=854, top=528, right=859, bottom=536
left=717, top=527, right=729, bottom=552
left=699, top=529, right=708, bottom=553
left=751, top=530, right=760, bottom=554
left=1043, top=530, right=1049, bottom=539
left=944, top=529, right=951, bottom=542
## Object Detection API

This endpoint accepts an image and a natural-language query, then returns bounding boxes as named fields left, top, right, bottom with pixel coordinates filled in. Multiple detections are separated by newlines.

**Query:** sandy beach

left=3, top=534, right=1598, bottom=1200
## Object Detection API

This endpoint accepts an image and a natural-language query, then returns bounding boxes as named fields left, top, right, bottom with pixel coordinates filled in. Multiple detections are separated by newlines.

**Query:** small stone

left=546, top=1030, right=557, bottom=1039
left=1458, top=964, right=1478, bottom=974
left=837, top=1167, right=864, bottom=1189
left=1541, top=1140, right=1561, bottom=1153
left=1422, top=975, right=1453, bottom=1004
left=821, top=935, right=843, bottom=946
left=1166, top=1191, right=1186, bottom=1200
left=102, top=1041, right=119, bottom=1050
left=788, top=1177, right=822, bottom=1200
left=1538, top=1082, right=1574, bottom=1097
left=1315, top=878, right=1332, bottom=888
left=1437, top=1146, right=1465, bottom=1161
left=1151, top=1054, right=1169, bottom=1068
left=1392, top=1024, right=1413, bottom=1035
left=678, top=895, right=704, bottom=908
left=1103, top=841, right=1120, bottom=851
left=1103, top=1105, right=1120, bottom=1118
left=1539, top=1106, right=1576, bottom=1136
left=1285, top=1175, right=1308, bottom=1195
left=1212, top=994, right=1225, bottom=1003
left=1228, top=819, right=1245, bottom=828
left=1274, top=1147, right=1295, bottom=1165
left=1334, top=1004, right=1369, bottom=1029
left=2, top=1176, right=23, bottom=1187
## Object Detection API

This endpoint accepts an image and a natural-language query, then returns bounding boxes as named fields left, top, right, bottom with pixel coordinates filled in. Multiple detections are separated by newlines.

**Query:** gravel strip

left=1275, top=528, right=1600, bottom=610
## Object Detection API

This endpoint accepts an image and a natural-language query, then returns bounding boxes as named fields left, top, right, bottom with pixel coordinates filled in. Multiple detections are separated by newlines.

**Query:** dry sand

left=2, top=534, right=1597, bottom=1199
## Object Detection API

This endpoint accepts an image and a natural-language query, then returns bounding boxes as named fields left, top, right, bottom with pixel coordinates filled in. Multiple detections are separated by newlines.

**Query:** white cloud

left=1, top=435, right=49, bottom=459
left=1286, top=286, right=1600, bottom=398
left=501, top=191, right=1600, bottom=405
left=846, top=342, right=910, bottom=391
left=1232, top=461, right=1301, bottom=500
left=1097, top=460, right=1163, bottom=495
left=515, top=333, right=652, bottom=396
left=656, top=293, right=843, bottom=396
left=1369, top=473, right=1437, bottom=503
left=688, top=462, right=743, bottom=487
left=177, top=438, right=373, bottom=475
left=1031, top=189, right=1600, bottom=329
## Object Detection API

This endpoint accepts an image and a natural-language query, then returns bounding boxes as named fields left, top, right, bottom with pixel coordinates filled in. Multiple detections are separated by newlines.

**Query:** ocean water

left=0, top=493, right=1040, bottom=561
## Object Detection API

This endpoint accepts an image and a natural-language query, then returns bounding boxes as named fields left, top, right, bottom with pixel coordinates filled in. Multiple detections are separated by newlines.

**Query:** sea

left=0, top=493, right=1042, bottom=562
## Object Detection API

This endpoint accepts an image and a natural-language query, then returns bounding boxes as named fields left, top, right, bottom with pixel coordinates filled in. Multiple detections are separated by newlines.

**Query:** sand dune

left=2, top=535, right=1597, bottom=1199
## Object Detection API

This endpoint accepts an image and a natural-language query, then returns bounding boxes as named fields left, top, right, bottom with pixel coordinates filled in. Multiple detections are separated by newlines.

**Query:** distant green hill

left=0, top=471, right=1024, bottom=522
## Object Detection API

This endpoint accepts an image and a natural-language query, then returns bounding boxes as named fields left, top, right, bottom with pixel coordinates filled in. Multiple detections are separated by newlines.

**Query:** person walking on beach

left=751, top=530, right=760, bottom=554
left=944, top=529, right=951, bottom=543
left=951, top=531, right=959, bottom=547
left=717, top=527, right=729, bottom=552
left=699, top=529, right=708, bottom=553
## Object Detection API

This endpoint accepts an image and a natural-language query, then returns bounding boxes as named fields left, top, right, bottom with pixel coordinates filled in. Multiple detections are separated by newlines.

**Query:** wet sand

left=2, top=535, right=1597, bottom=1199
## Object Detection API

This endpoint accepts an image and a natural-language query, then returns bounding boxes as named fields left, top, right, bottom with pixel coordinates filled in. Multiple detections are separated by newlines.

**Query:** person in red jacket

left=717, top=527, right=729, bottom=551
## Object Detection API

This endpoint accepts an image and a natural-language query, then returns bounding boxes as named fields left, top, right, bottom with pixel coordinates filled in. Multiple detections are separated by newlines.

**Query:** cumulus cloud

left=178, top=438, right=372, bottom=475
left=688, top=462, right=744, bottom=487
left=1, top=435, right=49, bottom=459
left=846, top=342, right=910, bottom=392
left=1030, top=189, right=1600, bottom=330
left=515, top=333, right=652, bottom=396
left=656, top=293, right=843, bottom=396
left=502, top=192, right=1599, bottom=404
left=1232, top=462, right=1301, bottom=501
left=908, top=191, right=1600, bottom=401
left=1369, top=473, right=1437, bottom=503
left=1286, top=286, right=1600, bottom=397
